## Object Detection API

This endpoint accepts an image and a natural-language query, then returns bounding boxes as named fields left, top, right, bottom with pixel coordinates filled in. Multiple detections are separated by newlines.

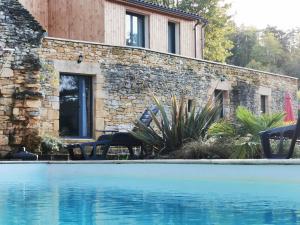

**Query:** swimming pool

left=0, top=162, right=300, bottom=225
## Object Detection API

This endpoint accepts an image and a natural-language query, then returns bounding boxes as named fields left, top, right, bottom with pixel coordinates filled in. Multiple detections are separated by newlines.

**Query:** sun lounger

left=260, top=116, right=300, bottom=158
left=67, top=106, right=159, bottom=160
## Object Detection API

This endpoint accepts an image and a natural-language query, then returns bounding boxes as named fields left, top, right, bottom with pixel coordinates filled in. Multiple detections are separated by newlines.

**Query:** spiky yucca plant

left=131, top=95, right=221, bottom=155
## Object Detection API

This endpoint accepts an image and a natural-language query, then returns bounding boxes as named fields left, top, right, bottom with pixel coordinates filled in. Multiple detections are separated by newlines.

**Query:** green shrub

left=131, top=95, right=221, bottom=156
left=41, top=135, right=65, bottom=155
left=208, top=106, right=285, bottom=159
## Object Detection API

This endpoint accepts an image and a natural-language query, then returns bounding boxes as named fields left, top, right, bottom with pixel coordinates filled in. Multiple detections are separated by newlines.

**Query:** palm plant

left=131, top=95, right=221, bottom=155
left=208, top=106, right=285, bottom=158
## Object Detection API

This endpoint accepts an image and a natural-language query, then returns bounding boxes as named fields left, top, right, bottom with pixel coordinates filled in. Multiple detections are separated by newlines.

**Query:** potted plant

left=40, top=135, right=65, bottom=160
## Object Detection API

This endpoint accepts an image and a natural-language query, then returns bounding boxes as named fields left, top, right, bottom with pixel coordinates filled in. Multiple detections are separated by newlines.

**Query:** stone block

left=0, top=135, right=8, bottom=146
left=1, top=68, right=13, bottom=77
left=48, top=109, right=59, bottom=120
left=95, top=118, right=104, bottom=130
left=25, top=100, right=41, bottom=108
left=53, top=120, right=59, bottom=132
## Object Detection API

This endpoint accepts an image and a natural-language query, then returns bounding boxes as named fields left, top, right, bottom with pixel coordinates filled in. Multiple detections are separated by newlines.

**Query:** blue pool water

left=0, top=163, right=300, bottom=225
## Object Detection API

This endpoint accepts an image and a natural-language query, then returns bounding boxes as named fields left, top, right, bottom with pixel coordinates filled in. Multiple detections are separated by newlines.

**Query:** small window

left=126, top=12, right=145, bottom=47
left=168, top=22, right=179, bottom=54
left=261, top=95, right=268, bottom=114
left=215, top=90, right=224, bottom=118
left=168, top=22, right=176, bottom=53
left=187, top=99, right=194, bottom=113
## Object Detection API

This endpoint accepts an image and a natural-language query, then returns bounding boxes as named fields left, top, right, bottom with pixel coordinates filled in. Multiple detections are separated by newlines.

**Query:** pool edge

left=1, top=159, right=300, bottom=165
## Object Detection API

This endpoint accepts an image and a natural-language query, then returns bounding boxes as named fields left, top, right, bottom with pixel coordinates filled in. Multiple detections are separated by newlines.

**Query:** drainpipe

left=194, top=20, right=207, bottom=59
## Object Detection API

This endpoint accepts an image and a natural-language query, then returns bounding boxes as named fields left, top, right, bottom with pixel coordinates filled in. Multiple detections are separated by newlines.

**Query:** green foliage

left=228, top=26, right=300, bottom=77
left=227, top=26, right=258, bottom=67
left=208, top=106, right=285, bottom=158
left=235, top=106, right=284, bottom=140
left=131, top=95, right=220, bottom=155
left=148, top=0, right=234, bottom=62
left=247, top=32, right=285, bottom=73
left=41, top=135, right=65, bottom=155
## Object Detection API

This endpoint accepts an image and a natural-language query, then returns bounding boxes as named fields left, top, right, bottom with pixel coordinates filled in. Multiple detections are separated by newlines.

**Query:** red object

left=284, top=93, right=295, bottom=123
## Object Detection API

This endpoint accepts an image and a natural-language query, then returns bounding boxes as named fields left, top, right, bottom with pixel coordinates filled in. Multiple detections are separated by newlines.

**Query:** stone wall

left=1, top=1, right=298, bottom=155
left=0, top=0, right=44, bottom=154
left=39, top=38, right=298, bottom=141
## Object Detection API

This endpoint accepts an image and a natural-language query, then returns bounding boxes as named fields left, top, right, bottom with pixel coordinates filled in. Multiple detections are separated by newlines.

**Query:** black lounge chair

left=260, top=116, right=300, bottom=159
left=67, top=106, right=159, bottom=160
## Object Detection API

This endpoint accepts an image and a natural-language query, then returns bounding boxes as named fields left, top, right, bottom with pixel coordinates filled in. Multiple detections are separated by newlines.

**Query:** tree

left=247, top=32, right=285, bottom=74
left=227, top=26, right=258, bottom=67
left=148, top=0, right=234, bottom=62
left=228, top=26, right=300, bottom=78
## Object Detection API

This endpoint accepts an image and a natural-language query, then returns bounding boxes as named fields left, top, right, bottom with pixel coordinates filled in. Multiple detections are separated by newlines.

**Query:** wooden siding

left=18, top=0, right=49, bottom=29
left=48, top=0, right=105, bottom=42
left=149, top=14, right=168, bottom=52
left=180, top=20, right=195, bottom=58
left=19, top=0, right=203, bottom=58
left=104, top=1, right=126, bottom=45
left=104, top=2, right=202, bottom=58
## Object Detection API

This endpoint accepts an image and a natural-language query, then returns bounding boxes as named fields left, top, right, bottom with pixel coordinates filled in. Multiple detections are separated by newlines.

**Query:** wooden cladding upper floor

left=18, top=0, right=204, bottom=58
left=18, top=0, right=49, bottom=29
left=19, top=0, right=105, bottom=42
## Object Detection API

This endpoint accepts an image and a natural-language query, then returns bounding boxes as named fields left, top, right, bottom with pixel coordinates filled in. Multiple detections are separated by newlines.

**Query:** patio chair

left=259, top=116, right=300, bottom=159
left=66, top=106, right=159, bottom=160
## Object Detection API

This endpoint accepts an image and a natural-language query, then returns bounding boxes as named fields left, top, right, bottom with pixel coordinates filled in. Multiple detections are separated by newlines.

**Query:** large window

left=59, top=74, right=93, bottom=138
left=126, top=12, right=145, bottom=47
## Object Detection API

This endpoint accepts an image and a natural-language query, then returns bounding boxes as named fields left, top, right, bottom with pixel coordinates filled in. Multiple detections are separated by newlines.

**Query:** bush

left=170, top=138, right=232, bottom=159
left=208, top=106, right=285, bottom=159
left=40, top=135, right=65, bottom=155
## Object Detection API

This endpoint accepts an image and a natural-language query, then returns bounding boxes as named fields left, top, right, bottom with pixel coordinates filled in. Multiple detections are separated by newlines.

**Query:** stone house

left=0, top=0, right=298, bottom=154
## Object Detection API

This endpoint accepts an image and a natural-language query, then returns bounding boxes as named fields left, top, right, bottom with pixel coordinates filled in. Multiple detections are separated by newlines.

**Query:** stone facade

left=0, top=1, right=298, bottom=154
left=0, top=0, right=44, bottom=154
left=38, top=38, right=298, bottom=142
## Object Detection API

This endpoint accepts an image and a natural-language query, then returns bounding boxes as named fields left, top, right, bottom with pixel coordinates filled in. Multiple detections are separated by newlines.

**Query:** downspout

left=193, top=20, right=201, bottom=58
left=194, top=20, right=207, bottom=59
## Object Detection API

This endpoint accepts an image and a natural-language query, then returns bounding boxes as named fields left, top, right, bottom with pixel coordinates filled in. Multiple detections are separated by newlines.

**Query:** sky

left=224, top=0, right=300, bottom=30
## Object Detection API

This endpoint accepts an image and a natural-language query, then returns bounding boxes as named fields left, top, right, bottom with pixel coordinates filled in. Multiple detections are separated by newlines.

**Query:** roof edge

left=108, top=0, right=207, bottom=22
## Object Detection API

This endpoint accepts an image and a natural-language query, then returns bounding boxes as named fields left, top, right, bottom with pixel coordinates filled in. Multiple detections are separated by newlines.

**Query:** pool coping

left=1, top=159, right=300, bottom=165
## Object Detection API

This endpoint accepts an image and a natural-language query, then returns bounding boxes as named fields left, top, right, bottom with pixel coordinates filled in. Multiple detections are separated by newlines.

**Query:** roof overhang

left=107, top=0, right=207, bottom=23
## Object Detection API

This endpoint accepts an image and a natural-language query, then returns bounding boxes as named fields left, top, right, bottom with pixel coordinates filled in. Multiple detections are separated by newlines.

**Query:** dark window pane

left=188, top=99, right=193, bottom=113
left=126, top=12, right=145, bottom=47
left=215, top=90, right=224, bottom=118
left=168, top=22, right=176, bottom=53
left=59, top=74, right=92, bottom=138
left=261, top=95, right=267, bottom=114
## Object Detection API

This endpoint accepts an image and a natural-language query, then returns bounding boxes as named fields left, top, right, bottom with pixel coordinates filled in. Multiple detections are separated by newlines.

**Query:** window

left=168, top=22, right=176, bottom=53
left=187, top=99, right=194, bottom=113
left=168, top=22, right=179, bottom=54
left=126, top=12, right=145, bottom=47
left=59, top=74, right=93, bottom=138
left=214, top=90, right=224, bottom=118
left=261, top=95, right=267, bottom=114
